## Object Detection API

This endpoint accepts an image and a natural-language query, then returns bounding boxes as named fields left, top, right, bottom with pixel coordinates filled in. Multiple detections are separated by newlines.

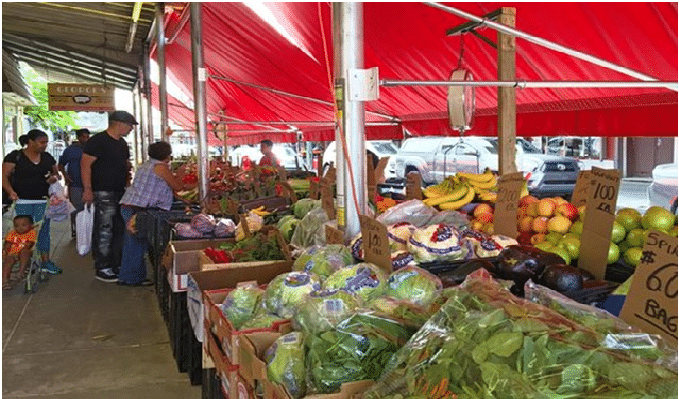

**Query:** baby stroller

left=5, top=202, right=51, bottom=294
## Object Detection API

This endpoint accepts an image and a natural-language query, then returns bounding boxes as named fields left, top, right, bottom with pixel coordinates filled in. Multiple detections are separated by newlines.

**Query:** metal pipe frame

left=425, top=2, right=678, bottom=92
left=190, top=2, right=209, bottom=201
left=380, top=79, right=678, bottom=90
left=142, top=43, right=154, bottom=158
left=341, top=2, right=367, bottom=239
left=156, top=2, right=169, bottom=141
left=210, top=120, right=397, bottom=127
left=333, top=3, right=346, bottom=230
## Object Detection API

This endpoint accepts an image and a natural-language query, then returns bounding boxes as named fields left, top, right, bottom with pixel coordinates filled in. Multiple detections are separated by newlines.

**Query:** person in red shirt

left=258, top=140, right=279, bottom=167
left=2, top=215, right=36, bottom=289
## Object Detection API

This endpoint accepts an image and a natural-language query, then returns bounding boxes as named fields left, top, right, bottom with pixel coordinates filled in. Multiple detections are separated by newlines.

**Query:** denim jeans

left=92, top=191, right=124, bottom=273
left=118, top=205, right=148, bottom=284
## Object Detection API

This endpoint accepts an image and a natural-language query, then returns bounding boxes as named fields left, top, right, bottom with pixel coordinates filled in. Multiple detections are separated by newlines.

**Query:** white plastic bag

left=76, top=204, right=94, bottom=256
left=45, top=181, right=75, bottom=222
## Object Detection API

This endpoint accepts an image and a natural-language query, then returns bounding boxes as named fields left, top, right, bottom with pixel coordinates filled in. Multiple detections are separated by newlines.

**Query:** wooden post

left=497, top=7, right=517, bottom=174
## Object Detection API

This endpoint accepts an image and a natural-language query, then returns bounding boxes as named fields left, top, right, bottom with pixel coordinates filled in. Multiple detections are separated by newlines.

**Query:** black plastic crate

left=169, top=291, right=189, bottom=373
left=202, top=368, right=222, bottom=399
left=186, top=326, right=203, bottom=385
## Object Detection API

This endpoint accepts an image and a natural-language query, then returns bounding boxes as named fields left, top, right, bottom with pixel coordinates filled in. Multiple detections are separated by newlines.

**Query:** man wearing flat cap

left=81, top=110, right=137, bottom=283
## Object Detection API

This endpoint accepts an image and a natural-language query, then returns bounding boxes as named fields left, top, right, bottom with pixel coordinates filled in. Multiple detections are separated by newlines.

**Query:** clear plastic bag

left=384, top=265, right=442, bottom=307
left=305, top=312, right=418, bottom=395
left=361, top=268, right=678, bottom=399
left=213, top=218, right=236, bottom=237
left=293, top=289, right=361, bottom=334
left=376, top=200, right=437, bottom=228
left=324, top=263, right=389, bottom=303
left=292, top=244, right=354, bottom=278
left=220, top=282, right=264, bottom=330
left=263, top=271, right=322, bottom=318
left=266, top=332, right=307, bottom=399
left=290, top=207, right=329, bottom=248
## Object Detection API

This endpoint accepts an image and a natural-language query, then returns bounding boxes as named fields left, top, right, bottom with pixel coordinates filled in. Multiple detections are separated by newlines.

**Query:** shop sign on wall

left=48, top=83, right=115, bottom=111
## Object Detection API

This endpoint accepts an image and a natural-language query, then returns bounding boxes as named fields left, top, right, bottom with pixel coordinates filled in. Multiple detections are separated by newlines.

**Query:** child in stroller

left=3, top=215, right=37, bottom=290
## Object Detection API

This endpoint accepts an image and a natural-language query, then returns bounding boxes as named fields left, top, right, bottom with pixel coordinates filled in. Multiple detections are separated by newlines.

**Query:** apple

left=610, top=221, right=626, bottom=244
left=517, top=231, right=533, bottom=245
left=476, top=213, right=494, bottom=224
left=532, top=216, right=549, bottom=234
left=615, top=212, right=642, bottom=233
left=518, top=195, right=539, bottom=208
left=530, top=233, right=547, bottom=245
left=617, top=240, right=631, bottom=256
left=537, top=199, right=557, bottom=217
left=669, top=225, right=678, bottom=237
left=607, top=242, right=620, bottom=264
left=570, top=221, right=584, bottom=236
left=470, top=219, right=484, bottom=231
left=545, top=231, right=563, bottom=245
left=578, top=205, right=586, bottom=221
left=518, top=216, right=534, bottom=233
left=547, top=215, right=572, bottom=234
left=556, top=203, right=579, bottom=221
left=642, top=206, right=675, bottom=232
left=474, top=203, right=494, bottom=218
left=552, top=197, right=568, bottom=206
left=481, top=223, right=494, bottom=235
left=527, top=202, right=539, bottom=217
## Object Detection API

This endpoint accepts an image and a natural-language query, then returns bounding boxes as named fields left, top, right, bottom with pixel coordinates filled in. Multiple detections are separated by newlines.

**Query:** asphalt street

left=617, top=178, right=651, bottom=213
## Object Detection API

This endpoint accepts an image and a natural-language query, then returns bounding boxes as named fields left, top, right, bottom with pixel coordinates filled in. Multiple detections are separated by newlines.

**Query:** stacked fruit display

left=515, top=196, right=583, bottom=264
left=608, top=206, right=677, bottom=267
left=422, top=171, right=498, bottom=210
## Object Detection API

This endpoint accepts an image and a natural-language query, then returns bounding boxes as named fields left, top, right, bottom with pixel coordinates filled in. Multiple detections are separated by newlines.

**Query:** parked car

left=647, top=163, right=678, bottom=212
left=321, top=140, right=399, bottom=175
left=386, top=136, right=580, bottom=197
left=228, top=144, right=307, bottom=172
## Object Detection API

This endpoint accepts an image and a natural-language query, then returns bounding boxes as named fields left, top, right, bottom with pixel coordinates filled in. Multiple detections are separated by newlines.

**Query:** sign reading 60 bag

left=48, top=83, right=115, bottom=111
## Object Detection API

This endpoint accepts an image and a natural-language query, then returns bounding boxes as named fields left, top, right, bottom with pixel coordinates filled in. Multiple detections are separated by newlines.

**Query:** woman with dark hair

left=1, top=129, right=62, bottom=275
left=117, top=141, right=186, bottom=286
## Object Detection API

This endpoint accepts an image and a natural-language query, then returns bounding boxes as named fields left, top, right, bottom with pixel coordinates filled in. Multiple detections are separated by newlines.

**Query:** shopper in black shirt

left=82, top=111, right=136, bottom=282
left=2, top=129, right=62, bottom=275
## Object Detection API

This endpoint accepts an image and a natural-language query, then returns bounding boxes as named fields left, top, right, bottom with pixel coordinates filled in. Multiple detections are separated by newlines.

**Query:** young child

left=3, top=215, right=37, bottom=290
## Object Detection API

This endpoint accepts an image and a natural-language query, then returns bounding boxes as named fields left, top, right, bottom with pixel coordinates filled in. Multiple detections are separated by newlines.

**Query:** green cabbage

left=292, top=198, right=321, bottom=219
left=324, top=263, right=388, bottom=303
left=293, top=244, right=354, bottom=278
left=265, top=332, right=306, bottom=399
left=276, top=215, right=297, bottom=230
left=240, top=313, right=287, bottom=330
left=220, top=283, right=265, bottom=330
left=293, top=289, right=361, bottom=334
left=290, top=207, right=330, bottom=248
left=384, top=265, right=442, bottom=307
left=264, top=271, right=322, bottom=318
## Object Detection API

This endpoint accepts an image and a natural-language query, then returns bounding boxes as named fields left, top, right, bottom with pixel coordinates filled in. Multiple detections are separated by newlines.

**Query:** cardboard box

left=206, top=318, right=239, bottom=377
left=162, top=238, right=236, bottom=292
left=198, top=228, right=292, bottom=272
left=237, top=332, right=281, bottom=389
left=205, top=287, right=292, bottom=366
left=263, top=379, right=374, bottom=399
left=187, top=262, right=293, bottom=344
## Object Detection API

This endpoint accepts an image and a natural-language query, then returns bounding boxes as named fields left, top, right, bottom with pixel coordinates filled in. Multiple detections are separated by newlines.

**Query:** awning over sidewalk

left=159, top=2, right=677, bottom=142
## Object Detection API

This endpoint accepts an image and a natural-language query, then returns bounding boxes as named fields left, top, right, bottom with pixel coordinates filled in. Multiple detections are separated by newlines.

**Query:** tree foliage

left=20, top=63, right=79, bottom=133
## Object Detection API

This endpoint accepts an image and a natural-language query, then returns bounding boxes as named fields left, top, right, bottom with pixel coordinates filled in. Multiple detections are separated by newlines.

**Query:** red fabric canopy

left=156, top=2, right=677, bottom=142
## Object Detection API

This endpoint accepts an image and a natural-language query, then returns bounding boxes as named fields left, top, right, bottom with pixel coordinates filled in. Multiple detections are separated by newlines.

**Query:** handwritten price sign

left=620, top=231, right=678, bottom=348
left=579, top=167, right=620, bottom=280
left=494, top=172, right=524, bottom=238
left=406, top=172, right=423, bottom=200
left=359, top=215, right=391, bottom=272
left=570, top=171, right=592, bottom=208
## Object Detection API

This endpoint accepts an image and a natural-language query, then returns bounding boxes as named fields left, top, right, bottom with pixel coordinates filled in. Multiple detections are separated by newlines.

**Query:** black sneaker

left=95, top=269, right=118, bottom=283
left=117, top=279, right=153, bottom=287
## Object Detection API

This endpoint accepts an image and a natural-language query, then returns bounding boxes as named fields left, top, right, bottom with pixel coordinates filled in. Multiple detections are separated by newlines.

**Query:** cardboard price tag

left=406, top=172, right=423, bottom=200
left=619, top=231, right=678, bottom=348
left=493, top=172, right=524, bottom=238
left=309, top=179, right=320, bottom=200
left=570, top=171, right=592, bottom=208
left=240, top=214, right=251, bottom=238
left=375, top=157, right=389, bottom=185
left=359, top=215, right=391, bottom=272
left=367, top=154, right=377, bottom=201
left=325, top=224, right=344, bottom=245
left=578, top=167, right=620, bottom=280
left=321, top=184, right=335, bottom=220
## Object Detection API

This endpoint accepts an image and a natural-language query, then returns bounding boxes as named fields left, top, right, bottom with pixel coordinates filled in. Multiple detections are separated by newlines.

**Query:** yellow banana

left=438, top=185, right=475, bottom=210
left=423, top=186, right=443, bottom=199
left=467, top=176, right=497, bottom=190
left=425, top=184, right=469, bottom=207
left=480, top=192, right=497, bottom=202
left=457, top=171, right=494, bottom=183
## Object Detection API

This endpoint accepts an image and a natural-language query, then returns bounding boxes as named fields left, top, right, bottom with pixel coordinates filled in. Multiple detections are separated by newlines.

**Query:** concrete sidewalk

left=2, top=212, right=200, bottom=398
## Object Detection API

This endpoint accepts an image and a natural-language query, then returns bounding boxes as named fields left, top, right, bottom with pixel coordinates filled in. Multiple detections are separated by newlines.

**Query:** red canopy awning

left=157, top=2, right=677, bottom=142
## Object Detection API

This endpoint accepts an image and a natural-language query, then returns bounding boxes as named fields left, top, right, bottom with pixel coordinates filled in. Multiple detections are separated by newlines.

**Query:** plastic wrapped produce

left=306, top=312, right=418, bottom=394
left=324, top=263, right=388, bottom=302
left=376, top=200, right=437, bottom=228
left=350, top=233, right=364, bottom=260
left=190, top=213, right=216, bottom=233
left=384, top=265, right=442, bottom=307
left=407, top=224, right=467, bottom=263
left=369, top=296, right=438, bottom=329
left=291, top=198, right=321, bottom=219
left=386, top=222, right=415, bottom=252
left=265, top=332, right=307, bottom=399
left=290, top=207, right=329, bottom=248
left=213, top=218, right=236, bottom=237
left=293, top=289, right=361, bottom=334
left=220, top=282, right=264, bottom=330
left=292, top=244, right=354, bottom=278
left=174, top=222, right=203, bottom=238
left=361, top=269, right=678, bottom=399
left=240, top=313, right=288, bottom=330
left=264, top=271, right=322, bottom=318
left=276, top=215, right=300, bottom=242
left=426, top=209, right=470, bottom=230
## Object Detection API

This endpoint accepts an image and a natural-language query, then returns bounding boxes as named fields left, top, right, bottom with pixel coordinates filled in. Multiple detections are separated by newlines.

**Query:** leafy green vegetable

left=292, top=198, right=321, bottom=219
left=324, top=263, right=389, bottom=303
left=264, top=272, right=322, bottom=318
left=290, top=207, right=329, bottom=248
left=220, top=283, right=264, bottom=330
left=293, top=289, right=361, bottom=334
left=360, top=269, right=678, bottom=399
left=384, top=265, right=442, bottom=307
left=292, top=244, right=354, bottom=278
left=266, top=332, right=306, bottom=399
left=218, top=230, right=284, bottom=261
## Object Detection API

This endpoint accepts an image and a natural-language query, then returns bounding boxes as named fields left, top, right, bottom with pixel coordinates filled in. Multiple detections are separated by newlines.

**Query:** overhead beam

left=11, top=60, right=134, bottom=90
left=32, top=2, right=153, bottom=24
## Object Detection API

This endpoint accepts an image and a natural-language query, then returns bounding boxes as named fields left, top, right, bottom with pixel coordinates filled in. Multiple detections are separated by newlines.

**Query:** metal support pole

left=190, top=2, right=209, bottom=201
left=132, top=85, right=140, bottom=165
left=379, top=80, right=678, bottom=90
left=497, top=8, right=516, bottom=174
left=143, top=43, right=153, bottom=159
left=156, top=2, right=169, bottom=142
left=333, top=3, right=346, bottom=230
left=340, top=2, right=367, bottom=239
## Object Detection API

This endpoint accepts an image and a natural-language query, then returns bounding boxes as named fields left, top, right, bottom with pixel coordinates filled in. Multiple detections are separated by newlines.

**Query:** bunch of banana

left=438, top=184, right=476, bottom=210
left=457, top=170, right=497, bottom=190
left=422, top=179, right=453, bottom=199
left=250, top=206, right=272, bottom=216
left=423, top=182, right=469, bottom=207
